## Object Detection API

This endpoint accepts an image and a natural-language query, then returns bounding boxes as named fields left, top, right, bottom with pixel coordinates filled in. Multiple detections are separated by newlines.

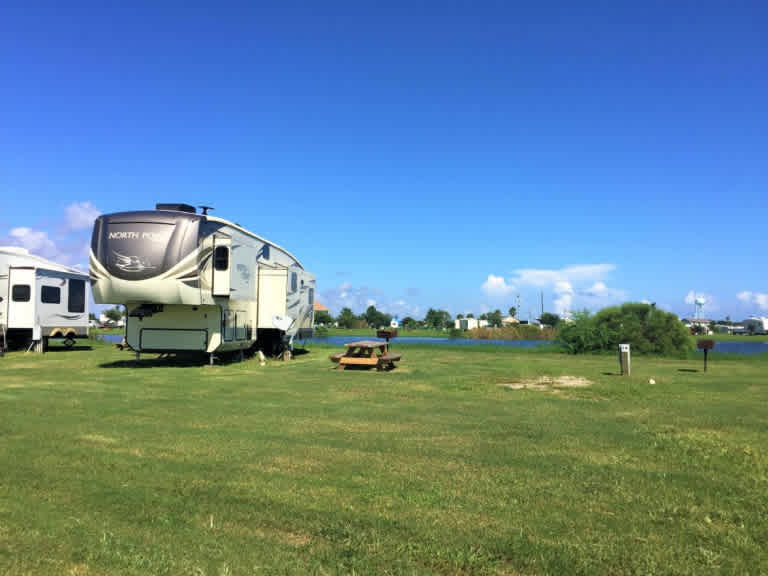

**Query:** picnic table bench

left=329, top=340, right=402, bottom=370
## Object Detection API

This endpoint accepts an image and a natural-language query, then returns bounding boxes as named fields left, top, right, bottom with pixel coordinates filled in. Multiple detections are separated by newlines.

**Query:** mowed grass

left=1, top=342, right=767, bottom=575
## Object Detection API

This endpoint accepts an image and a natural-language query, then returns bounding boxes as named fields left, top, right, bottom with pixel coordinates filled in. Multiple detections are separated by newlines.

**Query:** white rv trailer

left=0, top=246, right=89, bottom=352
left=89, top=204, right=315, bottom=361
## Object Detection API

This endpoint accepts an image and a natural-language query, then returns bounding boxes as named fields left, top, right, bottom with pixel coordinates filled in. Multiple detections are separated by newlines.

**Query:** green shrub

left=558, top=303, right=692, bottom=356
left=471, top=325, right=556, bottom=340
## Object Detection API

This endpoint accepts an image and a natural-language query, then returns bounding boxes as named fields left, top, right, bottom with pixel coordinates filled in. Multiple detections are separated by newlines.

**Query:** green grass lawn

left=1, top=341, right=767, bottom=575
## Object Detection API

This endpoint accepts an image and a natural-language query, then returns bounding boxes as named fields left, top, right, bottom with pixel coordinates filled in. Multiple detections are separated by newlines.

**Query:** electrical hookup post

left=697, top=339, right=715, bottom=372
left=618, top=343, right=631, bottom=376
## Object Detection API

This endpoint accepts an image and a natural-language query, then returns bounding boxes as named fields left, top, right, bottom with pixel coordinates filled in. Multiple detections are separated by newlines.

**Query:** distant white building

left=454, top=317, right=489, bottom=330
left=501, top=316, right=519, bottom=327
left=681, top=318, right=712, bottom=334
left=742, top=317, right=768, bottom=335
left=714, top=324, right=747, bottom=335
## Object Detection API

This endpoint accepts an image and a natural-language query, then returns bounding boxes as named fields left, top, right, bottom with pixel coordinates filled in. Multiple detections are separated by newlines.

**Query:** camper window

left=262, top=245, right=270, bottom=260
left=309, top=288, right=314, bottom=305
left=12, top=285, right=30, bottom=302
left=291, top=273, right=298, bottom=292
left=68, top=279, right=85, bottom=313
left=214, top=246, right=229, bottom=271
left=41, top=286, right=61, bottom=304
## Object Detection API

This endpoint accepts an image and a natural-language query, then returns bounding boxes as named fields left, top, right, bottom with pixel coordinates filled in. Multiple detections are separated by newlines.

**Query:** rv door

left=7, top=267, right=35, bottom=329
left=212, top=236, right=231, bottom=297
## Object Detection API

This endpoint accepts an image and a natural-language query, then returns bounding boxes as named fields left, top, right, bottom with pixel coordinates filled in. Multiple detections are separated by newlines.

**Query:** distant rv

left=89, top=204, right=315, bottom=361
left=0, top=246, right=89, bottom=352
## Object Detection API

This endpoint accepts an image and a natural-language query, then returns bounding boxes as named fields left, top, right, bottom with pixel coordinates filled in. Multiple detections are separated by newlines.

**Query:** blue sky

left=2, top=0, right=766, bottom=320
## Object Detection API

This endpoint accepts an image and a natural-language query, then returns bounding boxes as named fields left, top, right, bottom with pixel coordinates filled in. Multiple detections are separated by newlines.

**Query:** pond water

left=696, top=341, right=768, bottom=356
left=97, top=333, right=768, bottom=355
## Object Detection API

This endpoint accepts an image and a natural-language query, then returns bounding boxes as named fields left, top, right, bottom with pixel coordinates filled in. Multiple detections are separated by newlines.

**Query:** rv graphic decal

left=236, top=263, right=250, bottom=283
left=111, top=251, right=156, bottom=273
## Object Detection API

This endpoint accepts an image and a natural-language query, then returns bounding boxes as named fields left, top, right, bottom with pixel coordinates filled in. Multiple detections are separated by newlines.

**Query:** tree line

left=316, top=304, right=564, bottom=329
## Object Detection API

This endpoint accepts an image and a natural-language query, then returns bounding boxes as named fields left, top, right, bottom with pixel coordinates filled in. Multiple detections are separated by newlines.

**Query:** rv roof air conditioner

left=155, top=203, right=196, bottom=213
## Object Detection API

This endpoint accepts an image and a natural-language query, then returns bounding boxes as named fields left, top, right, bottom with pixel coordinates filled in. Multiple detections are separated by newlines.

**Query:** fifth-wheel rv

left=89, top=204, right=315, bottom=361
left=0, top=246, right=89, bottom=352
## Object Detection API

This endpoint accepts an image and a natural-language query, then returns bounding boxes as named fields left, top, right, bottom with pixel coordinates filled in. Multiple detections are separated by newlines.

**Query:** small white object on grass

left=648, top=378, right=656, bottom=385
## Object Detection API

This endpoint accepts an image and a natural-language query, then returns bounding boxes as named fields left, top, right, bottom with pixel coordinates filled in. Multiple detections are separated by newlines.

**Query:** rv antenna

left=199, top=205, right=214, bottom=215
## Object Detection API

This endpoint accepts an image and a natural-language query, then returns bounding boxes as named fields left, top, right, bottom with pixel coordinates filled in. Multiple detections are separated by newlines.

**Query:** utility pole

left=540, top=291, right=544, bottom=318
left=516, top=294, right=520, bottom=320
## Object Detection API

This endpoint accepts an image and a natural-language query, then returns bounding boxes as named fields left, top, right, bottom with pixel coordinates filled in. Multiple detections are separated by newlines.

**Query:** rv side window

left=291, top=273, right=297, bottom=292
left=214, top=246, right=229, bottom=271
left=262, top=245, right=270, bottom=260
left=12, top=285, right=31, bottom=302
left=68, top=279, right=85, bottom=313
left=41, top=286, right=61, bottom=304
left=309, top=288, right=314, bottom=305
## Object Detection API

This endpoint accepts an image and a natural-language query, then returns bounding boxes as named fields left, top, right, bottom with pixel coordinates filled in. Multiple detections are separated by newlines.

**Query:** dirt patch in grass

left=274, top=528, right=312, bottom=547
left=2, top=379, right=59, bottom=389
left=499, top=375, right=592, bottom=392
left=68, top=564, right=90, bottom=576
left=80, top=434, right=118, bottom=444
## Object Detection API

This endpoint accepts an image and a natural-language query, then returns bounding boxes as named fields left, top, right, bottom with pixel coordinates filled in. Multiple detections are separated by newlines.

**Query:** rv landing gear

left=64, top=336, right=75, bottom=348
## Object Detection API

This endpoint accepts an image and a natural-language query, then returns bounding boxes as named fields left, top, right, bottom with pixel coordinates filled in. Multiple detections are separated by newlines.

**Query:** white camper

left=0, top=247, right=89, bottom=352
left=89, top=204, right=315, bottom=361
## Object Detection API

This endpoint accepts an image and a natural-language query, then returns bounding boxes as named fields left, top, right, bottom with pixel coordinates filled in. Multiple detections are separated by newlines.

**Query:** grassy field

left=1, top=341, right=767, bottom=575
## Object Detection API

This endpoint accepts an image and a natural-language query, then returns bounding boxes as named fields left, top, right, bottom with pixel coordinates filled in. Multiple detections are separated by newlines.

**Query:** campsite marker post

left=697, top=339, right=714, bottom=372
left=377, top=329, right=398, bottom=352
left=618, top=343, right=631, bottom=376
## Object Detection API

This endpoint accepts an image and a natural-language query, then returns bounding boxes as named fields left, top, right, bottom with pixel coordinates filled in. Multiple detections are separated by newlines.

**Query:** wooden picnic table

left=329, top=340, right=402, bottom=370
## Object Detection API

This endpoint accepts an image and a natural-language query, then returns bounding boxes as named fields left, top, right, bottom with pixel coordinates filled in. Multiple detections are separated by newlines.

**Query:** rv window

left=68, top=279, right=85, bottom=313
left=262, top=245, right=270, bottom=260
left=309, top=288, right=314, bottom=305
left=214, top=246, right=229, bottom=271
left=12, top=285, right=30, bottom=302
left=41, top=286, right=61, bottom=304
left=291, top=273, right=297, bottom=292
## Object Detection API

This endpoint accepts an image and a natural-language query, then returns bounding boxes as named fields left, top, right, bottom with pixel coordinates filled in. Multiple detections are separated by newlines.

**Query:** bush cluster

left=557, top=303, right=692, bottom=355
left=470, top=325, right=556, bottom=341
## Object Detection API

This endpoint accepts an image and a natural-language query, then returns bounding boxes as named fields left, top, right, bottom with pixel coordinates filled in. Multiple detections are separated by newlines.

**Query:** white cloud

left=481, top=263, right=624, bottom=316
left=319, top=283, right=422, bottom=318
left=2, top=200, right=101, bottom=267
left=8, top=227, right=58, bottom=259
left=481, top=274, right=516, bottom=298
left=585, top=281, right=607, bottom=297
left=737, top=290, right=768, bottom=311
left=737, top=291, right=752, bottom=302
left=65, top=201, right=101, bottom=231
left=514, top=264, right=615, bottom=287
